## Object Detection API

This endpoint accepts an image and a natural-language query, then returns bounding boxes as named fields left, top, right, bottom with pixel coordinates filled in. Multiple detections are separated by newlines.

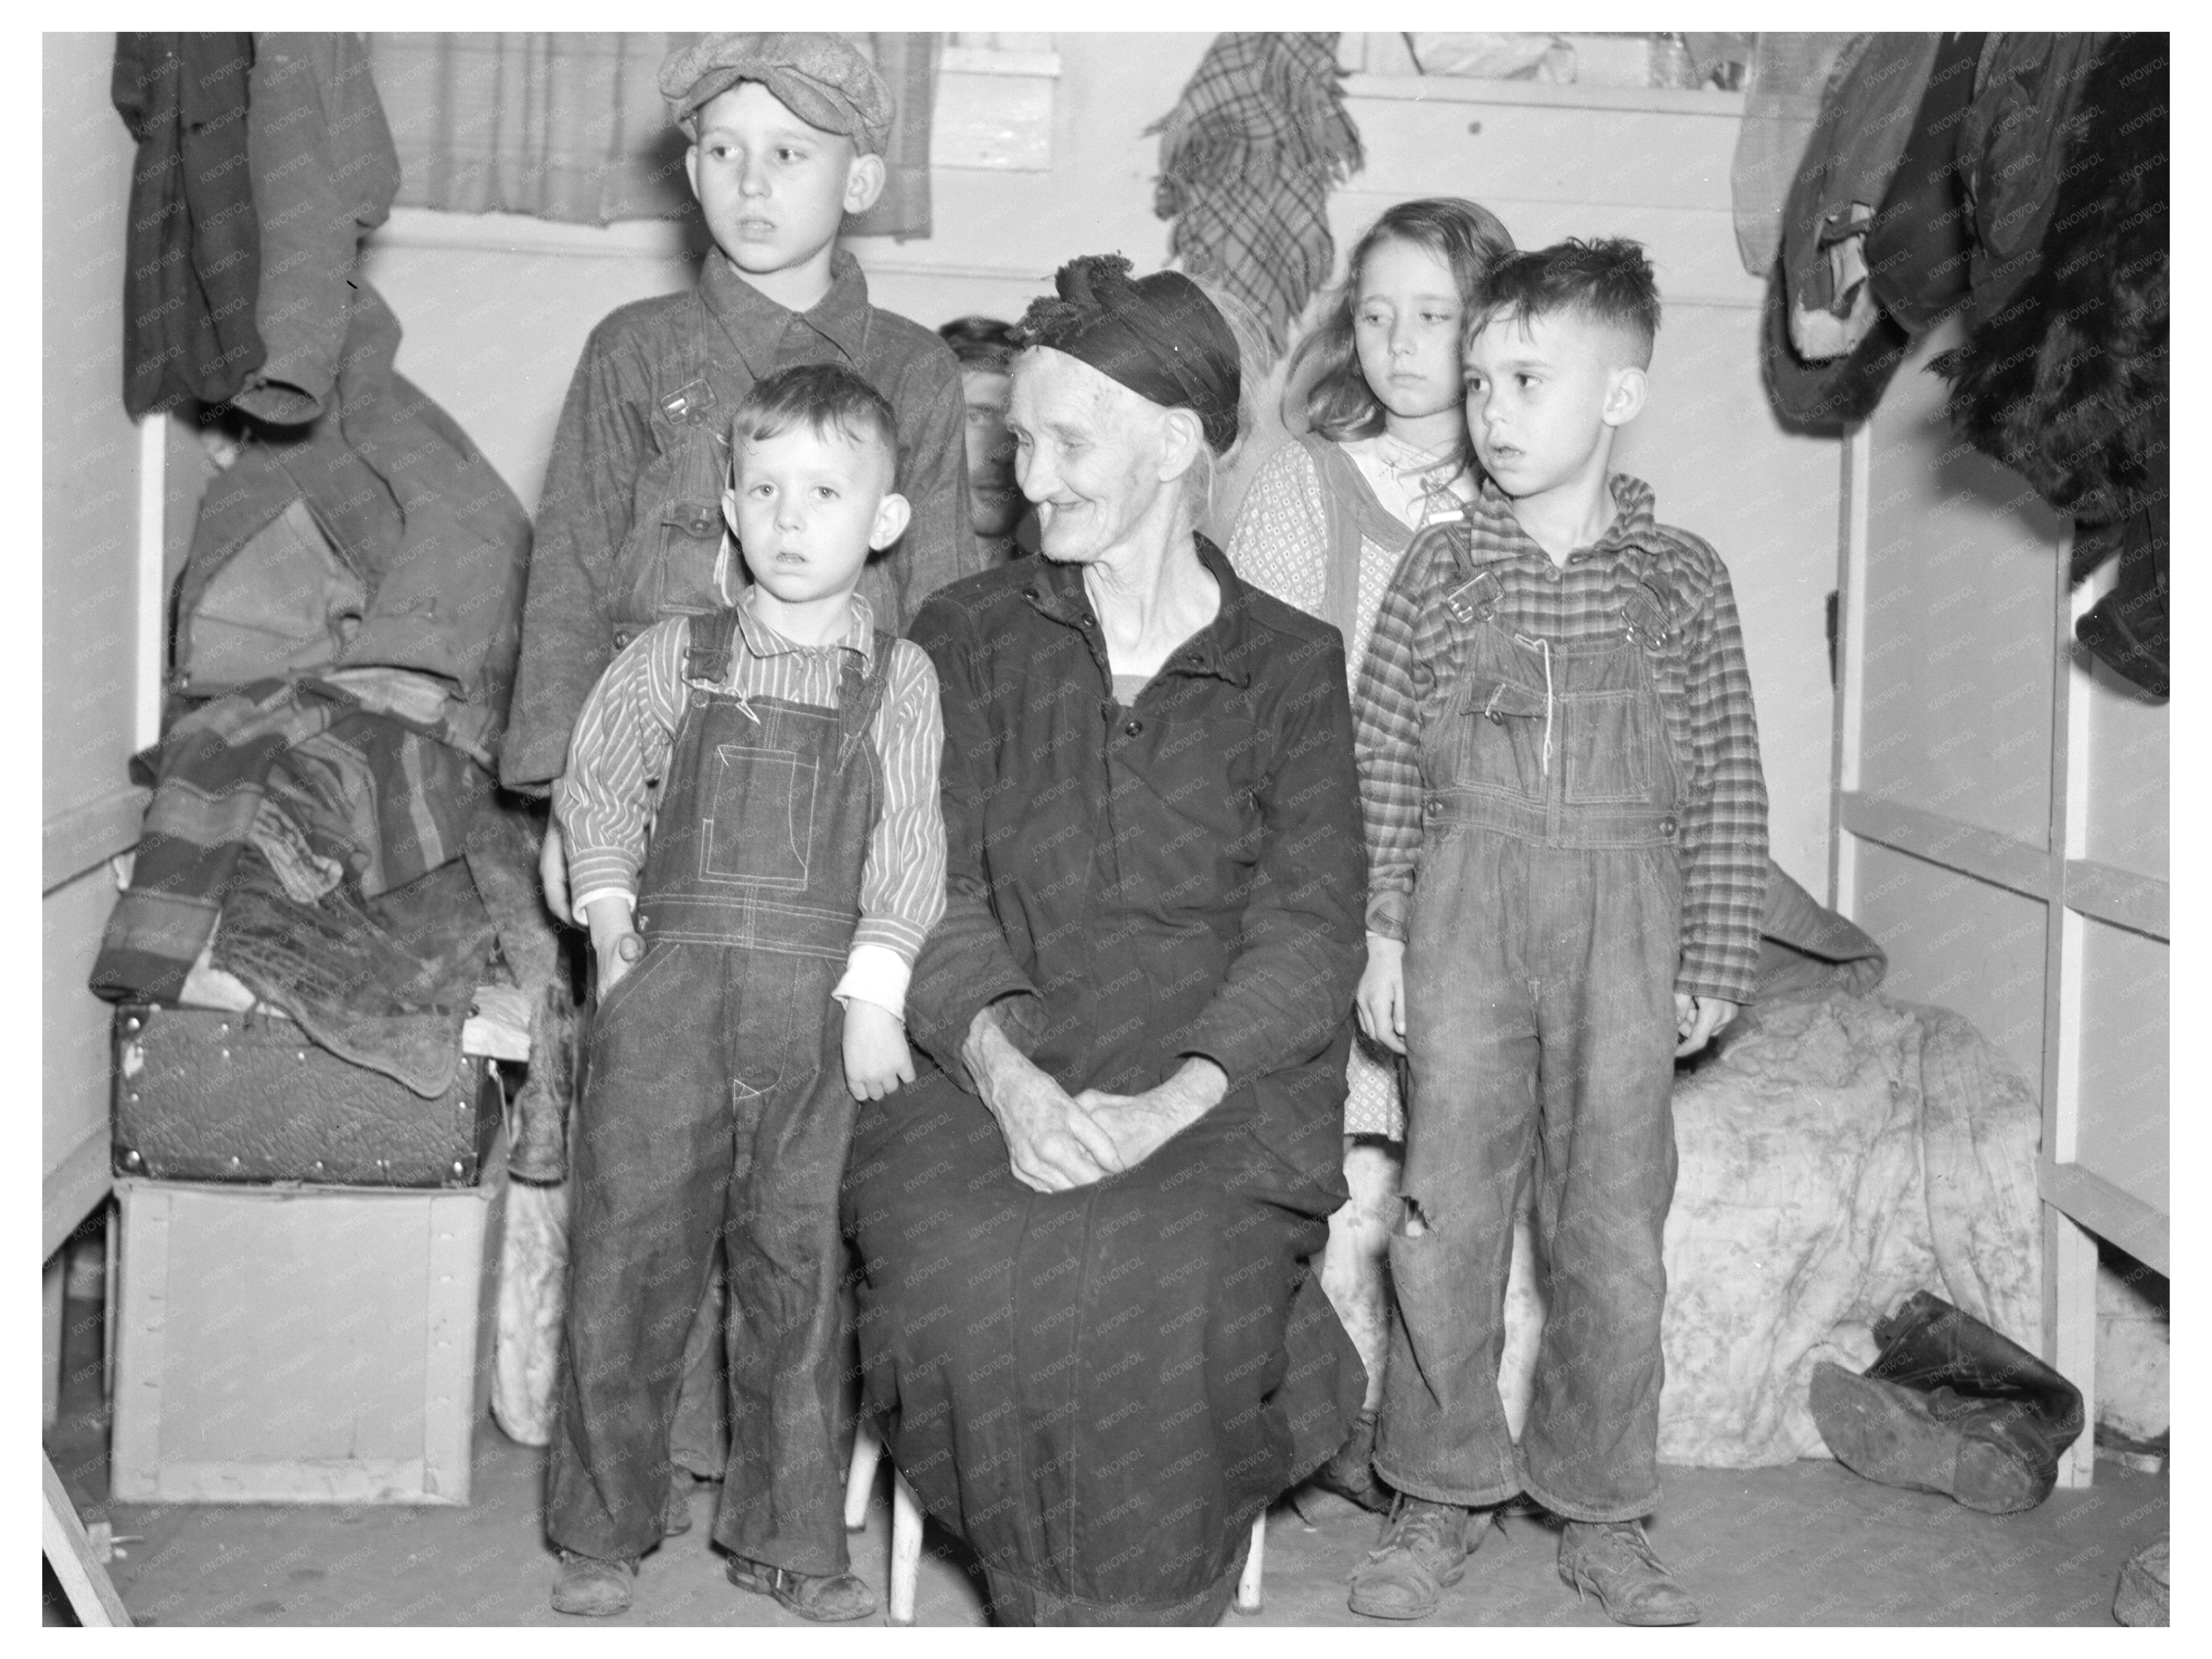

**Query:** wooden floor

left=50, top=1421, right=2167, bottom=1628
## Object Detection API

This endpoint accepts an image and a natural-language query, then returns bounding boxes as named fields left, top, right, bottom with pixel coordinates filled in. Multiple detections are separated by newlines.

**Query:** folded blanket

left=92, top=679, right=482, bottom=1005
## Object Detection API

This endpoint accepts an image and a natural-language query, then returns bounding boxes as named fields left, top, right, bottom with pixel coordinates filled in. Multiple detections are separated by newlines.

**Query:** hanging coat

left=1778, top=33, right=1940, bottom=362
left=230, top=31, right=401, bottom=426
left=111, top=33, right=266, bottom=416
left=1935, top=33, right=2168, bottom=698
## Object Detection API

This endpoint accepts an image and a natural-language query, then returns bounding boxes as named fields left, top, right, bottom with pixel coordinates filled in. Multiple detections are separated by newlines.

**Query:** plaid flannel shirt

left=1356, top=474, right=1770, bottom=1005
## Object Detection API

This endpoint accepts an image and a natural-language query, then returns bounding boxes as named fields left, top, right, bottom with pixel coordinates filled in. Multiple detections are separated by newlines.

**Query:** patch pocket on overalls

left=702, top=743, right=818, bottom=889
left=1561, top=689, right=1654, bottom=804
left=1436, top=675, right=1548, bottom=799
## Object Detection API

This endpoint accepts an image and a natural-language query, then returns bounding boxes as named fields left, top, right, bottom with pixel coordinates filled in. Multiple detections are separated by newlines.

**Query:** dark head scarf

left=1012, top=254, right=1242, bottom=454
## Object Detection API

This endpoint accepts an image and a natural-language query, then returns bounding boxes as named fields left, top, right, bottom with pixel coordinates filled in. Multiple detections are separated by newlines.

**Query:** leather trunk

left=113, top=1004, right=499, bottom=1187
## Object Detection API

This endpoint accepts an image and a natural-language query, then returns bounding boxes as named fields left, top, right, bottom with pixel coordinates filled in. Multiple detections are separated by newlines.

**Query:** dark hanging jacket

left=231, top=31, right=401, bottom=426
left=1936, top=33, right=2168, bottom=697
left=112, top=32, right=266, bottom=416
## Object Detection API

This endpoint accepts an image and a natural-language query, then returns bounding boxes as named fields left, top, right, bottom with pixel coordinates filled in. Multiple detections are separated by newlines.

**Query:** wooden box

left=109, top=1141, right=506, bottom=1506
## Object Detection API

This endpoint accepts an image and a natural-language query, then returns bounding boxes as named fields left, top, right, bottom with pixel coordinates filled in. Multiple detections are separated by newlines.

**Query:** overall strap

left=1432, top=520, right=1509, bottom=629
left=834, top=628, right=897, bottom=766
left=682, top=605, right=745, bottom=688
left=1615, top=539, right=1682, bottom=651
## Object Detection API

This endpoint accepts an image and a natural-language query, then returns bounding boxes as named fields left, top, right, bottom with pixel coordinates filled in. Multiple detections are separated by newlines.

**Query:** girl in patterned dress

left=1227, top=197, right=1513, bottom=1509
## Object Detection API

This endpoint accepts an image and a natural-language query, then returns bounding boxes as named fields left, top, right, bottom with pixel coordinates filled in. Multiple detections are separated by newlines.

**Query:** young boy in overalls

left=1348, top=240, right=1768, bottom=1626
left=501, top=31, right=975, bottom=1520
left=545, top=364, right=946, bottom=1620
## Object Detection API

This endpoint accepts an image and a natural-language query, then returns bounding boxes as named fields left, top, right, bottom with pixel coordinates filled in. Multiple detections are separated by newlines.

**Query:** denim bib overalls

left=1373, top=523, right=1690, bottom=1524
left=549, top=607, right=889, bottom=1575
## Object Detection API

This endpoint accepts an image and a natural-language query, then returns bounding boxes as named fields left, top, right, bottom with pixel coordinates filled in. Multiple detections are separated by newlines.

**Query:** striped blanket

left=91, top=677, right=483, bottom=1008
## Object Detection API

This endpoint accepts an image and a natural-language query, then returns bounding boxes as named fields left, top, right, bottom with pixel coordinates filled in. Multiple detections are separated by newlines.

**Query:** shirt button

left=1546, top=567, right=1562, bottom=582
left=613, top=627, right=635, bottom=648
left=1123, top=719, right=1143, bottom=738
left=1425, top=797, right=1445, bottom=816
left=1660, top=817, right=1678, bottom=838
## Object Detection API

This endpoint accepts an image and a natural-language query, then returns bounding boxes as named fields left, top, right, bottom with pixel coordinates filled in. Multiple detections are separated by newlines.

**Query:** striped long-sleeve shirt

left=555, top=590, right=945, bottom=1019
left=1355, top=473, right=1769, bottom=1003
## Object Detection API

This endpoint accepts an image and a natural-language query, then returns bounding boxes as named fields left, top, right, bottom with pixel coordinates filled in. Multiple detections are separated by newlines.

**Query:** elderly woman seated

left=844, top=256, right=1368, bottom=1626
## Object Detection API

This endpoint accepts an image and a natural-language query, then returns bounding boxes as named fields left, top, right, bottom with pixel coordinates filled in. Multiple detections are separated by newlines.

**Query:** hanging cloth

left=1935, top=33, right=2167, bottom=698
left=1728, top=32, right=1861, bottom=278
left=1862, top=32, right=1987, bottom=335
left=1148, top=33, right=1364, bottom=351
left=1947, top=33, right=2108, bottom=329
left=111, top=33, right=266, bottom=416
left=1778, top=33, right=1940, bottom=362
left=230, top=32, right=401, bottom=426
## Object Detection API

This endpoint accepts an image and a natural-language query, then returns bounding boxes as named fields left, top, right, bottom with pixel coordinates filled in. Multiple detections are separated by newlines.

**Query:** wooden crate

left=109, top=1141, right=507, bottom=1505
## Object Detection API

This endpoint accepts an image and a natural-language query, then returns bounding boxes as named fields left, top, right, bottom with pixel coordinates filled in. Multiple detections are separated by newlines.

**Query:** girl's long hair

left=1286, top=198, right=1516, bottom=446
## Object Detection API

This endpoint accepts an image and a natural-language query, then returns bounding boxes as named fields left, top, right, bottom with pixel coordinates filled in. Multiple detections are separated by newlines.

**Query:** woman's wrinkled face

left=1005, top=348, right=1169, bottom=565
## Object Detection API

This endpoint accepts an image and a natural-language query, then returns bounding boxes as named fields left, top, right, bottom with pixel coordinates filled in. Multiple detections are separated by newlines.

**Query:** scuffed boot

left=1811, top=1290, right=2084, bottom=1513
left=1347, top=1496, right=1490, bottom=1620
left=1557, top=1520, right=1700, bottom=1626
left=551, top=1550, right=637, bottom=1616
left=2113, top=1538, right=2169, bottom=1626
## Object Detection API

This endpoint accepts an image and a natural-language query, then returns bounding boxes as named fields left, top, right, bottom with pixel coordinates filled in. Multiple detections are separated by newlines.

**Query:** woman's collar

left=1021, top=535, right=1257, bottom=687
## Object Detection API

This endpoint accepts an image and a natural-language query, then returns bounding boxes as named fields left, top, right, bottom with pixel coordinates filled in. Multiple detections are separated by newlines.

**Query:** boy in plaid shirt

left=1348, top=240, right=1767, bottom=1626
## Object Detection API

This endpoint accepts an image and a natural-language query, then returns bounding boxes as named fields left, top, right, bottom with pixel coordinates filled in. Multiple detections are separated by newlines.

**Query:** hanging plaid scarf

left=1148, top=32, right=1364, bottom=351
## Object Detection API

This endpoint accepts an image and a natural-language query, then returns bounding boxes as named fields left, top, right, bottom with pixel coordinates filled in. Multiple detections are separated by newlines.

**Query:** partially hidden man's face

left=960, top=368, right=1022, bottom=537
left=1005, top=348, right=1170, bottom=566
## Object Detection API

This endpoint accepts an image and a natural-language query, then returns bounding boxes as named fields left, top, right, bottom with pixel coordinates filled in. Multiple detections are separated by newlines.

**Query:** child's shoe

left=727, top=1557, right=878, bottom=1622
left=1346, top=1494, right=1490, bottom=1619
left=1556, top=1520, right=1699, bottom=1626
left=551, top=1550, right=639, bottom=1616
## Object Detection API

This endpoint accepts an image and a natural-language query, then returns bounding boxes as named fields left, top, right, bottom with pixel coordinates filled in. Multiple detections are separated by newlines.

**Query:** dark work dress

left=844, top=538, right=1368, bottom=1625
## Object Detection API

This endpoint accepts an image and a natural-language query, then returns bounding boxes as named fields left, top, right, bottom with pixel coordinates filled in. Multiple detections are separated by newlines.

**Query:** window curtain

left=364, top=32, right=938, bottom=237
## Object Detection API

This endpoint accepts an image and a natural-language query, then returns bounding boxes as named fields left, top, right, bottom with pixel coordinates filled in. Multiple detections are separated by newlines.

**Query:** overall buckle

left=1444, top=568, right=1507, bottom=626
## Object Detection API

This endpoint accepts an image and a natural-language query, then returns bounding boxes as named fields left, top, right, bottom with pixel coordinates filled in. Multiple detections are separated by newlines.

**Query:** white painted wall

left=43, top=31, right=148, bottom=1257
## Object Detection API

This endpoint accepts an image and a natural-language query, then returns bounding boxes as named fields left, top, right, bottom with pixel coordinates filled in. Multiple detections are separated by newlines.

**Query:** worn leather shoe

left=1557, top=1520, right=1700, bottom=1626
left=1811, top=1363, right=2046, bottom=1514
left=551, top=1551, right=638, bottom=1617
left=1810, top=1291, right=2084, bottom=1514
left=1347, top=1495, right=1490, bottom=1620
left=727, top=1557, right=878, bottom=1622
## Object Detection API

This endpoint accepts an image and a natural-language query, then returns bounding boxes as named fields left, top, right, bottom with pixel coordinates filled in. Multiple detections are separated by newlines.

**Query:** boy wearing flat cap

left=503, top=31, right=976, bottom=836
